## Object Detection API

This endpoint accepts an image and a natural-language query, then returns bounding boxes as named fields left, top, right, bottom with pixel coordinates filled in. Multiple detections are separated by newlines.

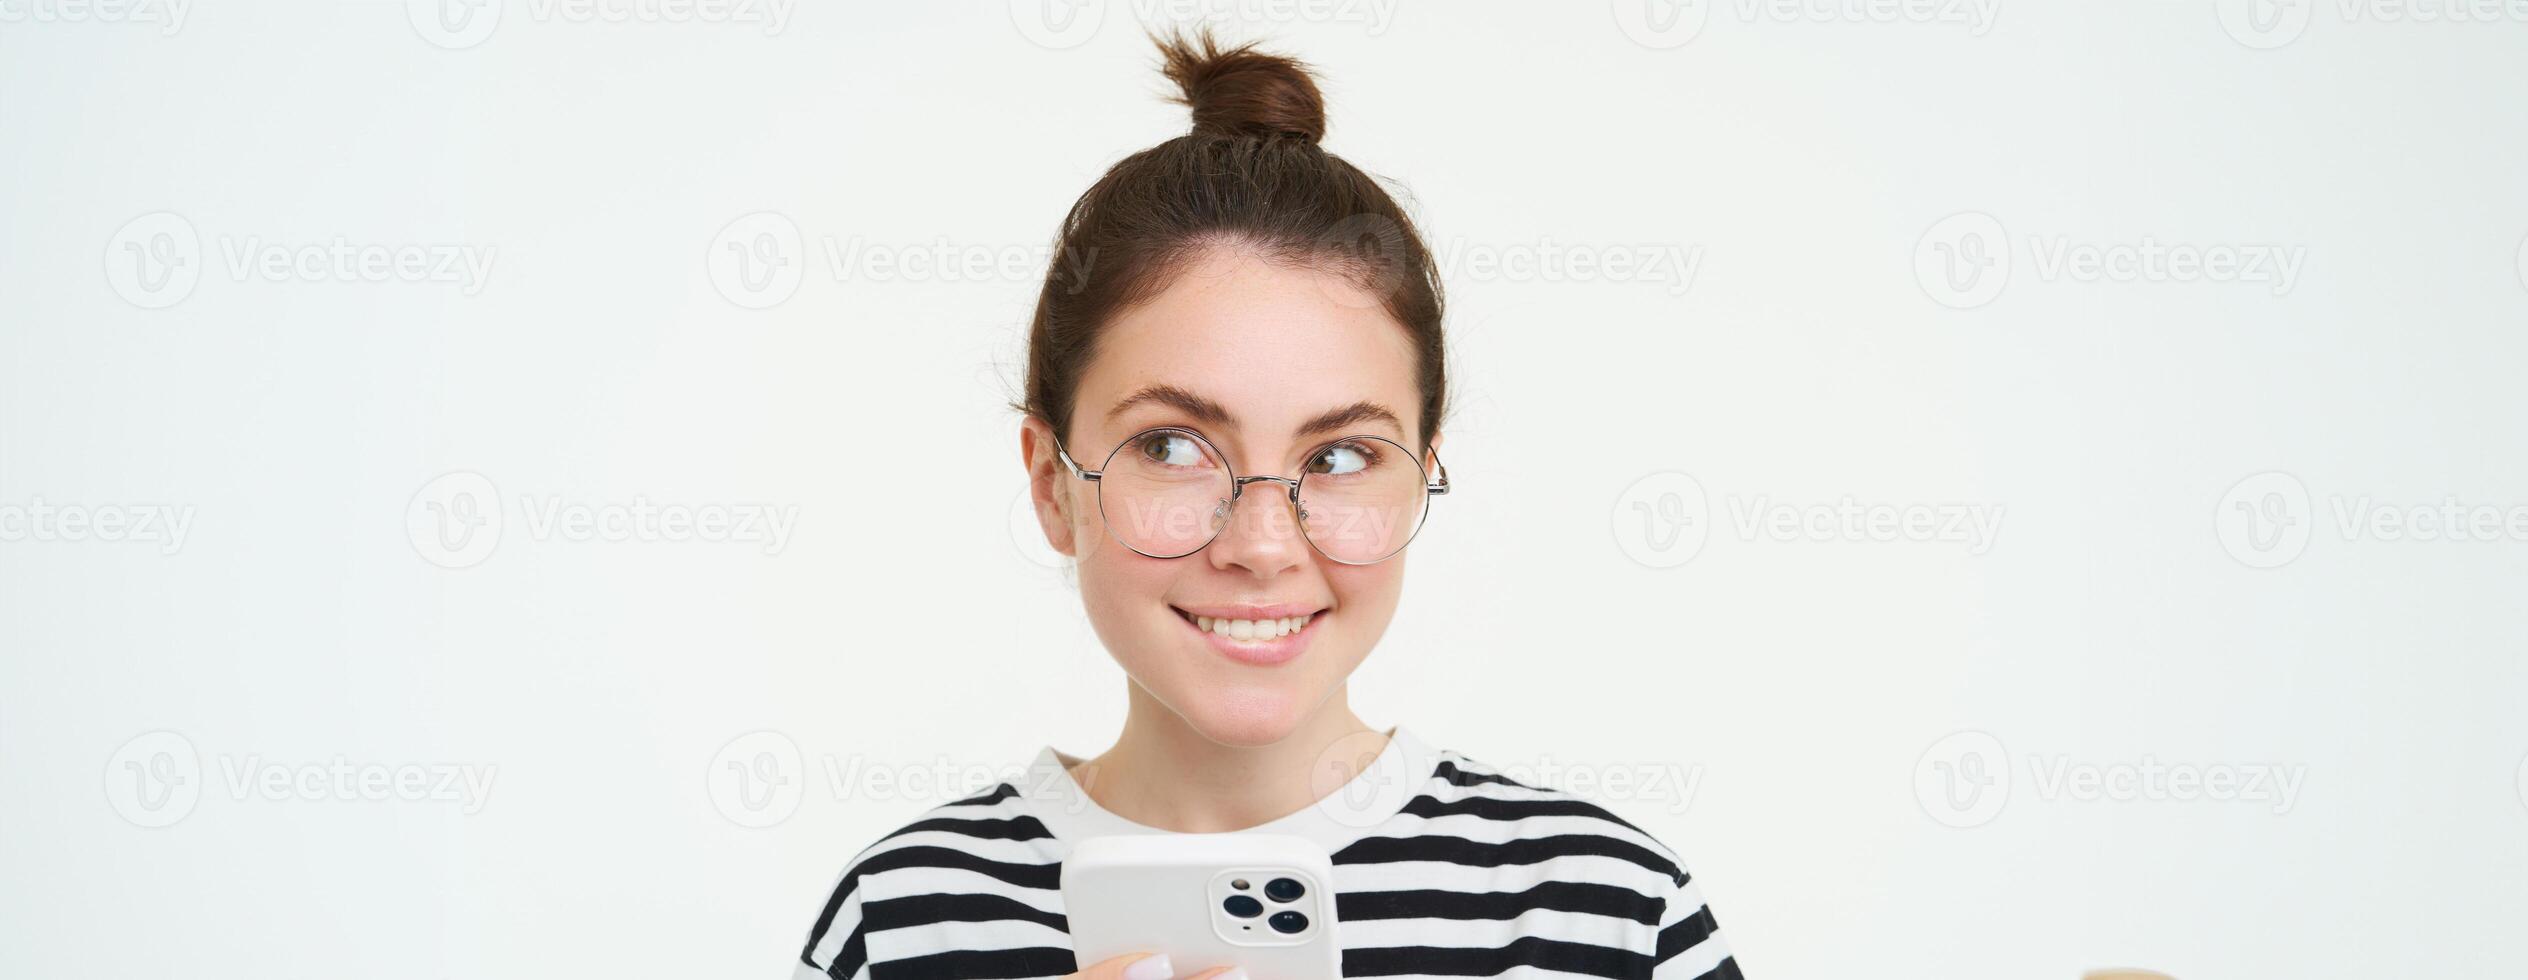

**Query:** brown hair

left=1021, top=29, right=1447, bottom=451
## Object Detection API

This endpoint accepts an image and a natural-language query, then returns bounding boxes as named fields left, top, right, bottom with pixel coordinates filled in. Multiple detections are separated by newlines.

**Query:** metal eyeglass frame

left=1051, top=424, right=1450, bottom=565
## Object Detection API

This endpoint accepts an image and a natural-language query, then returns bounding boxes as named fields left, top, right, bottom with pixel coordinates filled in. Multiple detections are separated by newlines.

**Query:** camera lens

left=1268, top=910, right=1310, bottom=934
left=1222, top=895, right=1263, bottom=918
left=1264, top=877, right=1306, bottom=902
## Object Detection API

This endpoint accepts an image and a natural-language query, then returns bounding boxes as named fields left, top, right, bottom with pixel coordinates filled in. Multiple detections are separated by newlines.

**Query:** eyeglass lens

left=1091, top=428, right=1430, bottom=564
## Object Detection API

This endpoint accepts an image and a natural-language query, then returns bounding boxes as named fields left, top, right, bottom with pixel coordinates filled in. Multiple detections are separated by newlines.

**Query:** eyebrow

left=1105, top=384, right=1405, bottom=441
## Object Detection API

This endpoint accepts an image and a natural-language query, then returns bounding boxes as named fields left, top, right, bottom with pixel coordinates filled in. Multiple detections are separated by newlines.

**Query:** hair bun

left=1157, top=30, right=1326, bottom=144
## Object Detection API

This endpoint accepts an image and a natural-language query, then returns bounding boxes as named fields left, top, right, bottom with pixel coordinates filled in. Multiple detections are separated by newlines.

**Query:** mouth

left=1169, top=604, right=1324, bottom=667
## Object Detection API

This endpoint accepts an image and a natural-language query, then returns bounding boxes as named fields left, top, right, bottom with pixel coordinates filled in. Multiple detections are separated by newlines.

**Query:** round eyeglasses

left=1053, top=426, right=1449, bottom=565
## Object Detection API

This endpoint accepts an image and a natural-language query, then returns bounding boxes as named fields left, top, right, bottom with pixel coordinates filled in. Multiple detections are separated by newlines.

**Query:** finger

left=1072, top=951, right=1175, bottom=980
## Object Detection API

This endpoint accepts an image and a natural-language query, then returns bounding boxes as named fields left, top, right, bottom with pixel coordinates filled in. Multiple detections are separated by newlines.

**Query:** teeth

left=1190, top=613, right=1312, bottom=641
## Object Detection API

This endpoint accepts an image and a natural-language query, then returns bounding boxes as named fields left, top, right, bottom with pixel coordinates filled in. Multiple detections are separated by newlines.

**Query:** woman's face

left=1024, top=246, right=1435, bottom=748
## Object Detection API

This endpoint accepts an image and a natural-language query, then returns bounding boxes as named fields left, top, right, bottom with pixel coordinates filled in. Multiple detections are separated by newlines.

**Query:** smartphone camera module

left=1208, top=867, right=1321, bottom=946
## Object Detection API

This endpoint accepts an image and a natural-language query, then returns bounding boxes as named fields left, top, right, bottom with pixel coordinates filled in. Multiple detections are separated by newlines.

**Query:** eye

left=1135, top=431, right=1212, bottom=468
left=1307, top=441, right=1379, bottom=477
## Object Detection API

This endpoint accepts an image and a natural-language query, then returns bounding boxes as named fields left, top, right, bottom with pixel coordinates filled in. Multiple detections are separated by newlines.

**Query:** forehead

left=1075, top=247, right=1420, bottom=443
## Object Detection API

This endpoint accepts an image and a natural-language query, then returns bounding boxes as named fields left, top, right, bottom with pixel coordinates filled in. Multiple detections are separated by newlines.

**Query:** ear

left=1019, top=417, right=1082, bottom=558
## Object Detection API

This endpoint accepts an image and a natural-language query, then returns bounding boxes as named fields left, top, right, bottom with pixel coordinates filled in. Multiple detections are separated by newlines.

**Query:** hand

left=1065, top=951, right=1246, bottom=980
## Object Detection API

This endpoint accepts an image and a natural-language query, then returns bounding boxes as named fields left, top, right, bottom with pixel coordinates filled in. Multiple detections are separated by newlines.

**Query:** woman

left=793, top=31, right=1741, bottom=980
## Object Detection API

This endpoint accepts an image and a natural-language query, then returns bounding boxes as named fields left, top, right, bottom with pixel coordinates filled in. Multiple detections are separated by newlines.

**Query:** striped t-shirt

left=792, top=726, right=1741, bottom=979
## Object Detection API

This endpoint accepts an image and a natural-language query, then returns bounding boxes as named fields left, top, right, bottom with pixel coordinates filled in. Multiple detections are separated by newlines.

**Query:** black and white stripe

left=794, top=740, right=1741, bottom=980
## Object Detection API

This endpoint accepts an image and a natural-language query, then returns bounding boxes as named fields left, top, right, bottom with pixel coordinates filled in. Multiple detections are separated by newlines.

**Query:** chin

left=1172, top=683, right=1312, bottom=748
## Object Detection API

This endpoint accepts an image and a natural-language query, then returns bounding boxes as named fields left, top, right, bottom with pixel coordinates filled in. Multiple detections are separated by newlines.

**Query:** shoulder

left=1411, top=747, right=1697, bottom=885
left=1418, top=748, right=1743, bottom=979
left=794, top=781, right=1070, bottom=980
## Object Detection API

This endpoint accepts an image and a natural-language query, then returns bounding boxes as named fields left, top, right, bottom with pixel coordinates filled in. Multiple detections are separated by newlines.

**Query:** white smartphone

left=1061, top=833, right=1343, bottom=980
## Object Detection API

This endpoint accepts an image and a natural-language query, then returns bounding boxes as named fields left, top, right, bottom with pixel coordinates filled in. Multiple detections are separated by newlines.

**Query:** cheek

left=1073, top=538, right=1177, bottom=644
left=1325, top=558, right=1405, bottom=622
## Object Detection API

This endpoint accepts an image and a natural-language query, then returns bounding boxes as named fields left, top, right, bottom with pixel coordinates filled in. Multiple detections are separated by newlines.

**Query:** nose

left=1206, top=476, right=1306, bottom=577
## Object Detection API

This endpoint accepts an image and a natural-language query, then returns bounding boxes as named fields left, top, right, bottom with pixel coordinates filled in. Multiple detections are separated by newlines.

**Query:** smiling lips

left=1171, top=605, right=1322, bottom=666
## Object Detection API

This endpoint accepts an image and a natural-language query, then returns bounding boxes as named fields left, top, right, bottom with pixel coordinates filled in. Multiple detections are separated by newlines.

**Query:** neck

left=1069, top=683, right=1382, bottom=834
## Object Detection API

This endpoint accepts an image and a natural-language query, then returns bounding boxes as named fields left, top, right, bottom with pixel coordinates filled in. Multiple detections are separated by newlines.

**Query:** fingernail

left=1215, top=970, right=1250, bottom=980
left=1122, top=953, right=1174, bottom=980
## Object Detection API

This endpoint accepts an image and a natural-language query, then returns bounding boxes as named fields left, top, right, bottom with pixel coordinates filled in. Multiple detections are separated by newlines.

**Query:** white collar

left=1018, top=725, right=1440, bottom=854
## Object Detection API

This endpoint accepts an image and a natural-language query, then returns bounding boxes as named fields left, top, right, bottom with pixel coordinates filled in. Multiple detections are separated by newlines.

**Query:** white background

left=4, top=2, right=2526, bottom=978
